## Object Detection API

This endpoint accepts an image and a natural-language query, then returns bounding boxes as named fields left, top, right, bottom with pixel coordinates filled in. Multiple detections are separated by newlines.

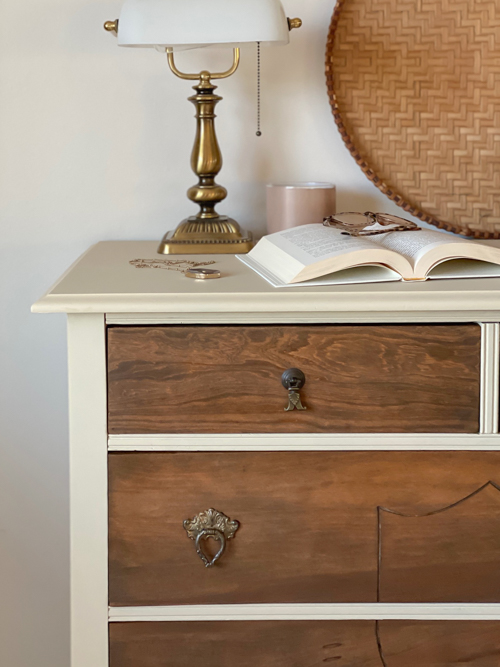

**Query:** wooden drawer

left=108, top=452, right=500, bottom=606
left=109, top=621, right=500, bottom=667
left=107, top=324, right=480, bottom=434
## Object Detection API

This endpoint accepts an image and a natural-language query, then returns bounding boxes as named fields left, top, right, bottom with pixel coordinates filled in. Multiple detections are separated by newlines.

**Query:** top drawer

left=107, top=324, right=480, bottom=434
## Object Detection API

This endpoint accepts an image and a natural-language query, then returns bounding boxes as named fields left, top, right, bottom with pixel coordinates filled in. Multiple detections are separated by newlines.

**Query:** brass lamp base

left=158, top=217, right=253, bottom=255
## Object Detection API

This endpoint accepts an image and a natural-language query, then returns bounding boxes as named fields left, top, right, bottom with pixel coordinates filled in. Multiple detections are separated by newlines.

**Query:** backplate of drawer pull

left=183, top=509, right=240, bottom=568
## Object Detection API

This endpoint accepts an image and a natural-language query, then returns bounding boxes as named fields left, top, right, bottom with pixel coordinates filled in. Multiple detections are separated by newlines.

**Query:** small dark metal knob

left=282, top=368, right=306, bottom=391
left=282, top=369, right=307, bottom=411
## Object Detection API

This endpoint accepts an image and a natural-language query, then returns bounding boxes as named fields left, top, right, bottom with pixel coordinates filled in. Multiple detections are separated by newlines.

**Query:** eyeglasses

left=323, top=211, right=421, bottom=237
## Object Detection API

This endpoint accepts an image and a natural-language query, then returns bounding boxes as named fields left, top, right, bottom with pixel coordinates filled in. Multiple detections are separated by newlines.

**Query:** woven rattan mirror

left=326, top=0, right=500, bottom=238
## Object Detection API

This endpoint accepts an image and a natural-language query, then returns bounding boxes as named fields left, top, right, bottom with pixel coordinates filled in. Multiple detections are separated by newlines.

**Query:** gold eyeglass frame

left=324, top=211, right=421, bottom=237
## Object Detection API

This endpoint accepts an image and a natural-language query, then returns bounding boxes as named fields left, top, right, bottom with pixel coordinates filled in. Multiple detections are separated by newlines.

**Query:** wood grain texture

left=107, top=324, right=480, bottom=434
left=109, top=621, right=500, bottom=667
left=380, top=482, right=500, bottom=602
left=108, top=452, right=500, bottom=606
left=378, top=621, right=500, bottom=666
left=109, top=621, right=382, bottom=667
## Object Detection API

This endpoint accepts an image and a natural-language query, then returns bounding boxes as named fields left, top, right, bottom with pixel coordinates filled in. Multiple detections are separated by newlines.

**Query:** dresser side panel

left=68, top=314, right=108, bottom=667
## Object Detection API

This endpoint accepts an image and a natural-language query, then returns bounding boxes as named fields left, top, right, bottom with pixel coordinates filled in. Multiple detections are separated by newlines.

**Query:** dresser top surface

left=31, top=241, right=500, bottom=318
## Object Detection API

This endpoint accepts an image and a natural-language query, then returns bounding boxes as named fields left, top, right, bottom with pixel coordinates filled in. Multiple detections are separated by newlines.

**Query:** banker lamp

left=104, top=0, right=302, bottom=254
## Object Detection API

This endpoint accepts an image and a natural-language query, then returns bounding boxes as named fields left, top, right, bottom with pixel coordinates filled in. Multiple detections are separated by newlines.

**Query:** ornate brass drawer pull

left=183, top=509, right=240, bottom=568
left=282, top=368, right=307, bottom=411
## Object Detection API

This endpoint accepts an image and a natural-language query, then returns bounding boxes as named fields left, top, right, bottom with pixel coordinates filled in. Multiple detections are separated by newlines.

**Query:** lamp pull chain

left=256, top=42, right=262, bottom=137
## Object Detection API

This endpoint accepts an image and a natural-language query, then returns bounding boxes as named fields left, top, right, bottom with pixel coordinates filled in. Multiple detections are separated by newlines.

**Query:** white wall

left=0, top=1, right=423, bottom=666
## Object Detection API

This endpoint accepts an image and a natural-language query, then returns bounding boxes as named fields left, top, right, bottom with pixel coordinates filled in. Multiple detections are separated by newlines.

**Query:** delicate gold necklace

left=130, top=259, right=217, bottom=273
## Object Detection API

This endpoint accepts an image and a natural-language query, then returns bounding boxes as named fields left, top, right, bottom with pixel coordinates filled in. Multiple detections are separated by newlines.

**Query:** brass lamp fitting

left=288, top=18, right=303, bottom=30
left=104, top=20, right=119, bottom=35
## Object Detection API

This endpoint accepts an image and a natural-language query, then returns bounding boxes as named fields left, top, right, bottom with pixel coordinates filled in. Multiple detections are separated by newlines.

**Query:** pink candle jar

left=266, top=182, right=336, bottom=234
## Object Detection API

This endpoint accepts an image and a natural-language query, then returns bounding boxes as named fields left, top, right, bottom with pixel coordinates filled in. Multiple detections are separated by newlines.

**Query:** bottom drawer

left=109, top=621, right=500, bottom=666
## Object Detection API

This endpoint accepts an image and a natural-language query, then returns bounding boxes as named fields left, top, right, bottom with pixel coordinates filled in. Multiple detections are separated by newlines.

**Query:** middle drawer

left=109, top=451, right=500, bottom=607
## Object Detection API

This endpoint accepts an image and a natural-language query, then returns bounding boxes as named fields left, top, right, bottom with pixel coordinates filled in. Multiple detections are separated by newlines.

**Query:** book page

left=367, top=229, right=464, bottom=270
left=370, top=229, right=500, bottom=278
left=428, top=258, right=500, bottom=281
left=245, top=224, right=416, bottom=283
left=277, top=224, right=377, bottom=261
left=257, top=224, right=413, bottom=282
left=238, top=254, right=401, bottom=288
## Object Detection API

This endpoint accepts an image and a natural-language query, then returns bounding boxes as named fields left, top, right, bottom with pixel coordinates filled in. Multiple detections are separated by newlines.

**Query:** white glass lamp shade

left=117, top=0, right=290, bottom=50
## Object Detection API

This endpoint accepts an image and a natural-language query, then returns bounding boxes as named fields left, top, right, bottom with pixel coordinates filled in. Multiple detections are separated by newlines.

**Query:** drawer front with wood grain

left=107, top=324, right=481, bottom=434
left=109, top=621, right=500, bottom=667
left=108, top=452, right=500, bottom=606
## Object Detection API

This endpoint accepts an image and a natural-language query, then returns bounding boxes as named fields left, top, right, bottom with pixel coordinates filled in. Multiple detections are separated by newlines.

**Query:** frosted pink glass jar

left=266, top=182, right=336, bottom=234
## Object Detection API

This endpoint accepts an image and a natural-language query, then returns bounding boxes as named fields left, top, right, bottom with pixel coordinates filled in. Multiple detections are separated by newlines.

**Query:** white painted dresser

left=33, top=241, right=500, bottom=667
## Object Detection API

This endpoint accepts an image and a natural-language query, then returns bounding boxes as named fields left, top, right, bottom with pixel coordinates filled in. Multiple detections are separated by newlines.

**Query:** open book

left=238, top=224, right=500, bottom=287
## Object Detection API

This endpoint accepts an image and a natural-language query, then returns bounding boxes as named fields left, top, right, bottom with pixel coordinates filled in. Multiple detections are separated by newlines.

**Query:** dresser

left=33, top=241, right=500, bottom=666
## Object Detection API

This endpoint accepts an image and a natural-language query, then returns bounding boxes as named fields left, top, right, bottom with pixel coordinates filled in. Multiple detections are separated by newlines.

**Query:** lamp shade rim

left=116, top=0, right=291, bottom=48
left=119, top=41, right=290, bottom=50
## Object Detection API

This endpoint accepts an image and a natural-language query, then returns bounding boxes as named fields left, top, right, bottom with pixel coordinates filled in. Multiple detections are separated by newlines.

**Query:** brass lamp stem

left=158, top=48, right=253, bottom=255
left=167, top=48, right=240, bottom=221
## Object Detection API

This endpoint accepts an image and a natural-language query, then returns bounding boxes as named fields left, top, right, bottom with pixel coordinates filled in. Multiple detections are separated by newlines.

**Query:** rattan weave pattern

left=326, top=0, right=500, bottom=238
